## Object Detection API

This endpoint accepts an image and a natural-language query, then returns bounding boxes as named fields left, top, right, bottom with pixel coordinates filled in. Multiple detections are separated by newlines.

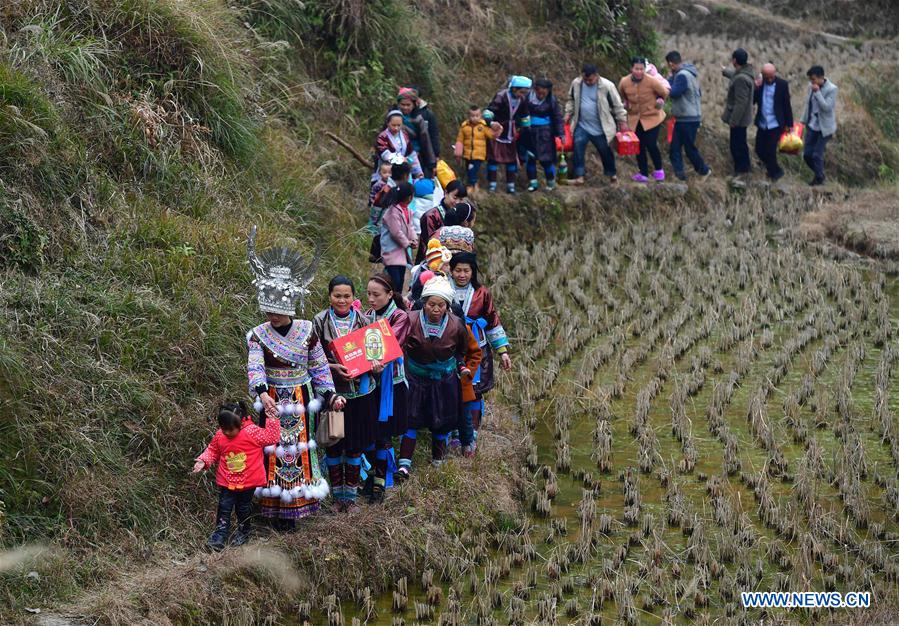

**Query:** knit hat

left=421, top=275, right=454, bottom=304
left=509, top=75, right=532, bottom=89
left=425, top=238, right=452, bottom=270
left=438, top=225, right=475, bottom=253
left=414, top=178, right=436, bottom=198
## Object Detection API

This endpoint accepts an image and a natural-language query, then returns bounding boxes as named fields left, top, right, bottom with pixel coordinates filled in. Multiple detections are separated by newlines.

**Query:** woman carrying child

left=313, top=277, right=379, bottom=511
left=524, top=78, right=565, bottom=192
left=486, top=75, right=532, bottom=195
left=396, top=276, right=482, bottom=479
left=194, top=402, right=281, bottom=550
left=618, top=57, right=670, bottom=183
left=448, top=252, right=511, bottom=456
left=246, top=227, right=345, bottom=529
left=375, top=111, right=424, bottom=182
left=362, top=273, right=411, bottom=502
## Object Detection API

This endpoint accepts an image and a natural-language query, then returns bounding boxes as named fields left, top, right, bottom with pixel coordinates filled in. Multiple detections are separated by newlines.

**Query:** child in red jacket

left=193, top=401, right=280, bottom=551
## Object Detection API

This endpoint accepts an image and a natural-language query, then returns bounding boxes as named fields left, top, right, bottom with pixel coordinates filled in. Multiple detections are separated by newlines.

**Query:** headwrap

left=450, top=251, right=480, bottom=290
left=421, top=275, right=454, bottom=304
left=509, top=75, right=532, bottom=89
left=397, top=87, right=418, bottom=102
left=438, top=225, right=475, bottom=254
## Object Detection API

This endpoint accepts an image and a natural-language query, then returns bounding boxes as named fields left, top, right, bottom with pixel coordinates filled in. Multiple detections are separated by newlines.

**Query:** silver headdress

left=247, top=225, right=320, bottom=315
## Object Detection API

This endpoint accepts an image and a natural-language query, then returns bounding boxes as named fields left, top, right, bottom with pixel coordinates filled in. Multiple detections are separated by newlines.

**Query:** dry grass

left=797, top=187, right=899, bottom=259
left=59, top=408, right=524, bottom=625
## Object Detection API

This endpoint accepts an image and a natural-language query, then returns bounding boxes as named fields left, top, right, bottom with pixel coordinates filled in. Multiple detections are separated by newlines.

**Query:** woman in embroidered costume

left=449, top=252, right=511, bottom=456
left=396, top=275, right=482, bottom=480
left=363, top=272, right=411, bottom=502
left=486, top=75, right=532, bottom=194
left=246, top=227, right=345, bottom=529
left=313, top=276, right=378, bottom=511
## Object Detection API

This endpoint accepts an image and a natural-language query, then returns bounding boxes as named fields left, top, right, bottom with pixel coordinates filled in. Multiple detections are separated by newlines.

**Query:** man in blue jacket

left=753, top=63, right=793, bottom=181
left=665, top=50, right=712, bottom=181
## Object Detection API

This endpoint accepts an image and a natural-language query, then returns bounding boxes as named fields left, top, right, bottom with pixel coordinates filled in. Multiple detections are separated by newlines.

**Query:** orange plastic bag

left=666, top=117, right=676, bottom=144
left=778, top=122, right=805, bottom=155
left=615, top=131, right=640, bottom=156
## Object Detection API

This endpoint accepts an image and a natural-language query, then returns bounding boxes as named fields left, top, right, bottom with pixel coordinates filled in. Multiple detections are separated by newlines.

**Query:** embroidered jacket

left=452, top=283, right=510, bottom=352
left=198, top=417, right=281, bottom=490
left=247, top=320, right=335, bottom=395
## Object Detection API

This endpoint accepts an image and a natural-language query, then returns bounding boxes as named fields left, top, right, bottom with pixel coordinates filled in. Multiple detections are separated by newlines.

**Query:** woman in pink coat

left=379, top=181, right=418, bottom=293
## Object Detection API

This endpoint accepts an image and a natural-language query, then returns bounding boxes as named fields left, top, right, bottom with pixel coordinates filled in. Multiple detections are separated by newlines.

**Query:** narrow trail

left=685, top=0, right=899, bottom=46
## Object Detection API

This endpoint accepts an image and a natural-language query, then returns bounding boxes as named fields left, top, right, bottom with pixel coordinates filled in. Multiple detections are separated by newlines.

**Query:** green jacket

left=721, top=64, right=756, bottom=128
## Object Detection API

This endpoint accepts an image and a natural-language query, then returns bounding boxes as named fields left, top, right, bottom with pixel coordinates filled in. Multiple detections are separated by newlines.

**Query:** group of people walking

left=194, top=210, right=509, bottom=549
left=374, top=49, right=838, bottom=196
left=192, top=49, right=841, bottom=551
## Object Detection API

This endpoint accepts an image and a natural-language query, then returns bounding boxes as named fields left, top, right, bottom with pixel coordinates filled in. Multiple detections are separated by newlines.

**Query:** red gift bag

left=561, top=122, right=574, bottom=152
left=615, top=131, right=640, bottom=156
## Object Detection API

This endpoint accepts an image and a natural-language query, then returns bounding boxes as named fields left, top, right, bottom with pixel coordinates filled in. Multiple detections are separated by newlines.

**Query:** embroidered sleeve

left=481, top=289, right=510, bottom=351
left=308, top=333, right=336, bottom=396
left=247, top=418, right=281, bottom=447
left=197, top=433, right=221, bottom=468
left=247, top=333, right=267, bottom=395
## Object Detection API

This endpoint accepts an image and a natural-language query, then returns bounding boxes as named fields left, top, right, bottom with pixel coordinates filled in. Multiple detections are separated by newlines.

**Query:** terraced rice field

left=331, top=196, right=898, bottom=625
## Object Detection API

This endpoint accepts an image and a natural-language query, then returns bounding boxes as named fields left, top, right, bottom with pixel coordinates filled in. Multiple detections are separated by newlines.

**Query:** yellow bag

left=435, top=159, right=457, bottom=189
left=778, top=123, right=804, bottom=155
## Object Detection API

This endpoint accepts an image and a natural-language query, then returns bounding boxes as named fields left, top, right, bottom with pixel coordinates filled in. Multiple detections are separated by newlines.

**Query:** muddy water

left=325, top=216, right=899, bottom=625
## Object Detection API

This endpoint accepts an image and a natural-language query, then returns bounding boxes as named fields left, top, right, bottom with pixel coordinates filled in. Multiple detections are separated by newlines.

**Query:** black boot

left=369, top=482, right=385, bottom=504
left=360, top=474, right=374, bottom=498
left=207, top=521, right=229, bottom=551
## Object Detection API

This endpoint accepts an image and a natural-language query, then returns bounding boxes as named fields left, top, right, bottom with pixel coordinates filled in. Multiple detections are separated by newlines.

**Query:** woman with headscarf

left=448, top=252, right=511, bottom=456
left=524, top=78, right=565, bottom=192
left=245, top=227, right=346, bottom=529
left=486, top=75, right=532, bottom=195
left=396, top=275, right=482, bottom=479
left=375, top=111, right=424, bottom=182
left=312, top=276, right=378, bottom=511
left=362, top=272, right=410, bottom=502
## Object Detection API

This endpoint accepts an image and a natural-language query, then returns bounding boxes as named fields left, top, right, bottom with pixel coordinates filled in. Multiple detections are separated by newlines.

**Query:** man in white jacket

left=564, top=63, right=628, bottom=186
left=800, top=65, right=838, bottom=186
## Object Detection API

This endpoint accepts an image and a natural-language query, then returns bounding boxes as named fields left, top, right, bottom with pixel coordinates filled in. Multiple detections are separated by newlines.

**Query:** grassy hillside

left=0, top=0, right=657, bottom=621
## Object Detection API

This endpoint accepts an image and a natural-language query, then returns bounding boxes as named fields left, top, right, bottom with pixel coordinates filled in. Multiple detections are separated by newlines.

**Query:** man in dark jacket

left=753, top=63, right=793, bottom=181
left=721, top=48, right=756, bottom=177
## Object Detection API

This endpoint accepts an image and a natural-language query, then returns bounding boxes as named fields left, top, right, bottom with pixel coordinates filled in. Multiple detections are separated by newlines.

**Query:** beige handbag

left=316, top=409, right=344, bottom=447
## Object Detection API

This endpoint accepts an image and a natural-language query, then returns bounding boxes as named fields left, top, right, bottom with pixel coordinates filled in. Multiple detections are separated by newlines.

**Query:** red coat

left=198, top=418, right=281, bottom=491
